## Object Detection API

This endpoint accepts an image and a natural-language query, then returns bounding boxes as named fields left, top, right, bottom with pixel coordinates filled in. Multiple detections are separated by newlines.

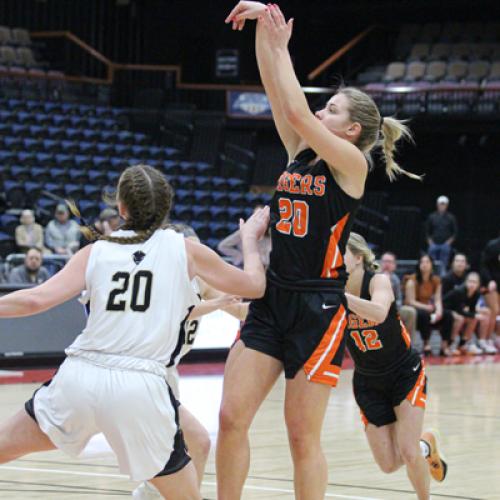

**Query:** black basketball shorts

left=239, top=282, right=348, bottom=386
left=353, top=353, right=427, bottom=427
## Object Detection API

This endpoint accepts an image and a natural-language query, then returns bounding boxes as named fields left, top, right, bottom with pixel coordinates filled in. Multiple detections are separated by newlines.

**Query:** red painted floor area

left=1, top=354, right=500, bottom=385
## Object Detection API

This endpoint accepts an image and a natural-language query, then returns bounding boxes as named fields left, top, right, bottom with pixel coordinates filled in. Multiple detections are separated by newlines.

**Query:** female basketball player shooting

left=0, top=164, right=269, bottom=500
left=344, top=233, right=447, bottom=500
left=219, top=3, right=419, bottom=499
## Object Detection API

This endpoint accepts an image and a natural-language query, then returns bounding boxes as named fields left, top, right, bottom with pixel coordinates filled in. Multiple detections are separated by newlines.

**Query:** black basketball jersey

left=346, top=271, right=414, bottom=376
left=268, top=148, right=362, bottom=290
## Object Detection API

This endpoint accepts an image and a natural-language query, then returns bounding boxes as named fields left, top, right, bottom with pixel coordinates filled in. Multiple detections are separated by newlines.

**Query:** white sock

left=420, top=439, right=430, bottom=458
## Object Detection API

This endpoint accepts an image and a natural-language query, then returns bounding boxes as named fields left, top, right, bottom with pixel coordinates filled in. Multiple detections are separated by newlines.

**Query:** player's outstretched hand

left=260, top=3, right=293, bottom=50
left=239, top=206, right=270, bottom=241
left=225, top=1, right=267, bottom=31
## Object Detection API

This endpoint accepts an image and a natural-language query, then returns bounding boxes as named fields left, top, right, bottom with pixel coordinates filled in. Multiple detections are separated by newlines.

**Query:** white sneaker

left=466, top=342, right=483, bottom=355
left=132, top=482, right=161, bottom=499
left=484, top=339, right=498, bottom=354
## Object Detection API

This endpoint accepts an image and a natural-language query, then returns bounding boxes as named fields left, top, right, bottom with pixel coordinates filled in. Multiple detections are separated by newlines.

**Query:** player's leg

left=179, top=406, right=211, bottom=486
left=216, top=340, right=283, bottom=500
left=393, top=401, right=430, bottom=500
left=364, top=422, right=403, bottom=473
left=149, top=461, right=201, bottom=500
left=284, top=371, right=331, bottom=500
left=0, top=409, right=56, bottom=463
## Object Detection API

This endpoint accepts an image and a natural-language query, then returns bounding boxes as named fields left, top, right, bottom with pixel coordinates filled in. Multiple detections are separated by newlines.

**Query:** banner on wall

left=226, top=91, right=272, bottom=119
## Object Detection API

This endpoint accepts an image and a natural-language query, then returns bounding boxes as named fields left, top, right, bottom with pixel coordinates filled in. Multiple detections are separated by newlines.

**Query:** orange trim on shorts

left=320, top=214, right=349, bottom=279
left=400, top=321, right=412, bottom=348
left=303, top=305, right=347, bottom=387
left=360, top=409, right=368, bottom=427
left=406, top=360, right=426, bottom=409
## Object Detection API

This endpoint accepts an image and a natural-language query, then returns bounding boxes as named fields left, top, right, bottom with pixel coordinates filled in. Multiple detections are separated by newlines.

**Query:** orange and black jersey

left=269, top=148, right=363, bottom=290
left=346, top=271, right=415, bottom=376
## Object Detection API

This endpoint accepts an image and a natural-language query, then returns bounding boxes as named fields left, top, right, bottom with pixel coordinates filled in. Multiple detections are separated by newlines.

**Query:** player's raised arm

left=226, top=1, right=301, bottom=161
left=186, top=207, right=269, bottom=299
left=0, top=245, right=91, bottom=318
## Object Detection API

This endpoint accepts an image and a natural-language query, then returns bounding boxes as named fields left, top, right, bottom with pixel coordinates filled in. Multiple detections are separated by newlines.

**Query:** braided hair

left=69, top=164, right=173, bottom=245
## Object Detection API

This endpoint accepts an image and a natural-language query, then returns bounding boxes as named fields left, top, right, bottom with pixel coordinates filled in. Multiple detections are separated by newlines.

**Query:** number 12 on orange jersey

left=350, top=329, right=383, bottom=352
left=276, top=198, right=309, bottom=238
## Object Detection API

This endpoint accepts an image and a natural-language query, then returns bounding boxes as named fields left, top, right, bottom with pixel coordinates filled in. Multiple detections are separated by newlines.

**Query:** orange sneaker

left=421, top=429, right=448, bottom=482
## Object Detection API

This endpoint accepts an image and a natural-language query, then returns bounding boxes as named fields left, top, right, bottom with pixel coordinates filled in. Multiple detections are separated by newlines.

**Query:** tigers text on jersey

left=269, top=148, right=362, bottom=289
left=346, top=271, right=413, bottom=376
left=66, top=229, right=199, bottom=376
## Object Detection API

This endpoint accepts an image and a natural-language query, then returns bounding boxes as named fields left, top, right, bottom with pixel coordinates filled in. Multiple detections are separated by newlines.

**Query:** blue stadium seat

left=65, top=128, right=85, bottom=142
left=12, top=124, right=30, bottom=137
left=212, top=191, right=231, bottom=207
left=78, top=141, right=99, bottom=155
left=83, top=184, right=102, bottom=201
left=107, top=171, right=120, bottom=185
left=49, top=167, right=71, bottom=184
left=194, top=190, right=213, bottom=206
left=114, top=144, right=133, bottom=157
left=54, top=154, right=73, bottom=169
left=16, top=152, right=36, bottom=166
left=162, top=160, right=181, bottom=176
left=172, top=204, right=193, bottom=222
left=92, top=156, right=111, bottom=170
left=228, top=192, right=246, bottom=207
left=110, top=158, right=125, bottom=171
left=23, top=138, right=43, bottom=151
left=68, top=168, right=88, bottom=184
left=65, top=183, right=85, bottom=199
left=31, top=166, right=51, bottom=183
left=190, top=222, right=210, bottom=240
left=0, top=150, right=16, bottom=166
left=37, top=197, right=58, bottom=216
left=4, top=136, right=23, bottom=151
left=96, top=143, right=114, bottom=156
left=43, top=139, right=60, bottom=154
left=79, top=200, right=100, bottom=220
left=0, top=231, right=15, bottom=258
left=60, top=140, right=79, bottom=154
left=35, top=153, right=53, bottom=167
left=212, top=176, right=231, bottom=191
left=46, top=126, right=65, bottom=140
left=88, top=169, right=108, bottom=186
left=227, top=178, right=246, bottom=192
left=44, top=182, right=65, bottom=198
left=81, top=129, right=101, bottom=142
left=74, top=155, right=93, bottom=170
left=10, top=165, right=31, bottom=181
left=210, top=207, right=229, bottom=222
left=3, top=181, right=25, bottom=208
left=25, top=181, right=43, bottom=204
left=192, top=206, right=211, bottom=222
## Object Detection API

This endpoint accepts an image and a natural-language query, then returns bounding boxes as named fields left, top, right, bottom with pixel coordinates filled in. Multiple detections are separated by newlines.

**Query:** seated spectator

left=444, top=272, right=496, bottom=355
left=425, top=195, right=458, bottom=275
left=404, top=254, right=455, bottom=356
left=80, top=208, right=121, bottom=248
left=218, top=205, right=272, bottom=268
left=15, top=209, right=47, bottom=253
left=481, top=230, right=500, bottom=345
left=380, top=251, right=417, bottom=342
left=442, top=252, right=468, bottom=295
left=45, top=203, right=80, bottom=255
left=7, top=247, right=50, bottom=285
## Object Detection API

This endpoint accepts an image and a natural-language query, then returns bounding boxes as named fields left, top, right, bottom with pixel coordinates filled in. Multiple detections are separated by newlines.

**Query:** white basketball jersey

left=66, top=229, right=199, bottom=373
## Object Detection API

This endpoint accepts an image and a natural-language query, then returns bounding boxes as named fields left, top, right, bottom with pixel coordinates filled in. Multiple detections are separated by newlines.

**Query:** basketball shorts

left=166, top=366, right=181, bottom=401
left=353, top=353, right=427, bottom=427
left=24, top=356, right=190, bottom=481
left=239, top=282, right=348, bottom=386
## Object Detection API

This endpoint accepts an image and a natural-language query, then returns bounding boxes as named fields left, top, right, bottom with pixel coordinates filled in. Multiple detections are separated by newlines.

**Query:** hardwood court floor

left=0, top=358, right=499, bottom=499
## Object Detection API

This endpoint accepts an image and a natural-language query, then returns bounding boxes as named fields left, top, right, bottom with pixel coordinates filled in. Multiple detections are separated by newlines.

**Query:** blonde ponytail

left=347, top=232, right=379, bottom=272
left=380, top=117, right=422, bottom=182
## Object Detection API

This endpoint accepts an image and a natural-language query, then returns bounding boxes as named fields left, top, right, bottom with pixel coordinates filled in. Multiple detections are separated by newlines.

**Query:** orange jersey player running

left=344, top=233, right=448, bottom=500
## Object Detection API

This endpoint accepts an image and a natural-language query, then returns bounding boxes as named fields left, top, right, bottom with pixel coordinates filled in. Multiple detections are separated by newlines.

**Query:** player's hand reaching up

left=259, top=4, right=293, bottom=50
left=225, top=1, right=267, bottom=31
left=240, top=206, right=270, bottom=241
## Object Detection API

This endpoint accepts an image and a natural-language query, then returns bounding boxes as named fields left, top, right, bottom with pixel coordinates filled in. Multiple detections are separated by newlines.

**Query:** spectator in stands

left=481, top=230, right=500, bottom=345
left=444, top=272, right=496, bottom=355
left=442, top=252, right=468, bottom=295
left=380, top=251, right=417, bottom=341
left=45, top=204, right=80, bottom=255
left=79, top=208, right=121, bottom=248
left=404, top=254, right=455, bottom=356
left=7, top=247, right=50, bottom=285
left=425, top=195, right=458, bottom=274
left=15, top=209, right=46, bottom=253
left=218, top=205, right=272, bottom=268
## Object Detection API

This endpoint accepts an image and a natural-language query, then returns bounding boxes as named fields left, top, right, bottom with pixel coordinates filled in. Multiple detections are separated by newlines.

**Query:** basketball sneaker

left=478, top=339, right=498, bottom=354
left=421, top=429, right=448, bottom=482
left=132, top=482, right=161, bottom=499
